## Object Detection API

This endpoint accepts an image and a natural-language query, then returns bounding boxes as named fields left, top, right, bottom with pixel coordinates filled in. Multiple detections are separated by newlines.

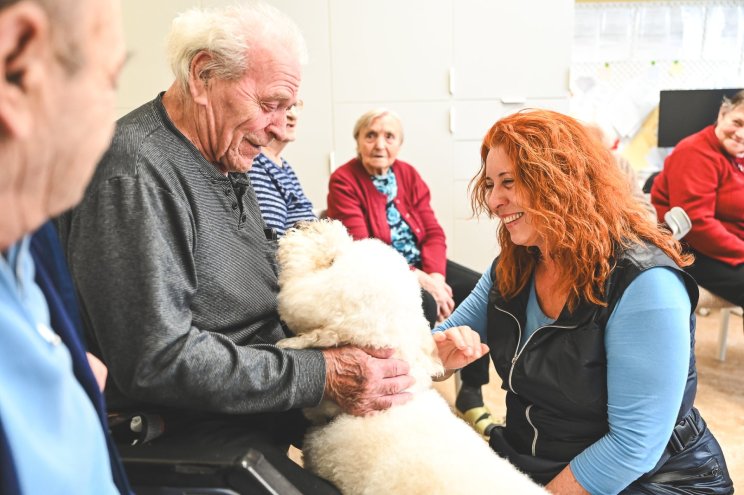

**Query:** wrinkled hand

left=322, top=346, right=414, bottom=416
left=433, top=326, right=489, bottom=371
left=417, top=271, right=455, bottom=320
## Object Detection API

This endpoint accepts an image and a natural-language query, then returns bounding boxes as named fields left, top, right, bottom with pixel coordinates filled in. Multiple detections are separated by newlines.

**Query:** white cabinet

left=444, top=0, right=573, bottom=269
left=329, top=0, right=453, bottom=102
left=451, top=98, right=571, bottom=141
left=453, top=0, right=573, bottom=99
left=116, top=0, right=186, bottom=115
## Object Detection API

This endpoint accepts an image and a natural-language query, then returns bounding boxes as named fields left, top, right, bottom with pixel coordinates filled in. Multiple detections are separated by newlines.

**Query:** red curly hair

left=470, top=109, right=691, bottom=311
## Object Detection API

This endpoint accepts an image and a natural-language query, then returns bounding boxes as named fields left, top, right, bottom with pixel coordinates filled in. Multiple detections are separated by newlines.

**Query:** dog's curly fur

left=276, top=220, right=548, bottom=495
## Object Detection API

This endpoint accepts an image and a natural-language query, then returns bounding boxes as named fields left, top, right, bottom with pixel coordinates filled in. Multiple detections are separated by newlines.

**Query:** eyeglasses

left=288, top=100, right=304, bottom=114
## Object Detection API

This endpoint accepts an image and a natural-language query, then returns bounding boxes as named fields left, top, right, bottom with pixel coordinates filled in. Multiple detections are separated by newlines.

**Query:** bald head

left=0, top=0, right=126, bottom=249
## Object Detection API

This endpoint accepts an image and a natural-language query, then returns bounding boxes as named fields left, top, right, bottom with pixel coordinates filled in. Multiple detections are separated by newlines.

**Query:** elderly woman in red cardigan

left=326, top=108, right=496, bottom=435
left=651, top=89, right=744, bottom=316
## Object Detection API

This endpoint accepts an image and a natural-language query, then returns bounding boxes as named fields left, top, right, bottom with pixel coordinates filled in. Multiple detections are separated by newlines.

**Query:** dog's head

left=277, top=220, right=434, bottom=356
left=276, top=219, right=353, bottom=282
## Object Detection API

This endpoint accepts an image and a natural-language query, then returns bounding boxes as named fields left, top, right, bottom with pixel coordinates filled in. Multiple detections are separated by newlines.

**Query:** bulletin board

left=569, top=0, right=744, bottom=175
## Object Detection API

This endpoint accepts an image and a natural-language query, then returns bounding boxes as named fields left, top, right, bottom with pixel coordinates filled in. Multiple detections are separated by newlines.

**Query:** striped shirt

left=249, top=153, right=315, bottom=236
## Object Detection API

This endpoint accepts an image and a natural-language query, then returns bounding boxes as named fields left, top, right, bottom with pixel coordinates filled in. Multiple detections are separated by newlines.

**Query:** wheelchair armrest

left=119, top=443, right=302, bottom=495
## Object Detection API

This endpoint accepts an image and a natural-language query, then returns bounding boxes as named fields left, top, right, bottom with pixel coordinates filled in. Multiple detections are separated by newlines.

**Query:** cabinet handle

left=448, top=67, right=455, bottom=96
left=500, top=96, right=526, bottom=105
left=328, top=151, right=335, bottom=173
left=449, top=107, right=455, bottom=134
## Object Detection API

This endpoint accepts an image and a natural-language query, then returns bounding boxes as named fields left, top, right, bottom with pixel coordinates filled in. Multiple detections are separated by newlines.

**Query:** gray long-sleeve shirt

left=57, top=94, right=325, bottom=416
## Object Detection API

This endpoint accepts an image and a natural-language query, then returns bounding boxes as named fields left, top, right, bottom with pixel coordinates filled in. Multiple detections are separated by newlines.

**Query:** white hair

left=353, top=108, right=404, bottom=144
left=166, top=1, right=307, bottom=91
left=720, top=89, right=744, bottom=115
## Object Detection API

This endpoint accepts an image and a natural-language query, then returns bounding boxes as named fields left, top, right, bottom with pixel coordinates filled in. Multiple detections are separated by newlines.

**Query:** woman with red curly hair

left=436, top=109, right=732, bottom=494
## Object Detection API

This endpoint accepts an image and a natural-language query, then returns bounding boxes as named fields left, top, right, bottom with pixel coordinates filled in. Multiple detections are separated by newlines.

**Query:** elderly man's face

left=202, top=45, right=301, bottom=174
left=43, top=0, right=126, bottom=216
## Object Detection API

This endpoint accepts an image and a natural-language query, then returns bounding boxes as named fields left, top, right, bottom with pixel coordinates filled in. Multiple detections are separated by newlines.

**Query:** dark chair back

left=642, top=171, right=660, bottom=194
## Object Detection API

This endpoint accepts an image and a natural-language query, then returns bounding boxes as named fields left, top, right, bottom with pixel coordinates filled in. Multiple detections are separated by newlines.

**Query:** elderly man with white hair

left=58, top=2, right=487, bottom=491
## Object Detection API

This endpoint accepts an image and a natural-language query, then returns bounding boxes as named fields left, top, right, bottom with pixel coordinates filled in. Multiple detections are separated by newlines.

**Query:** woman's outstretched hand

left=433, top=326, right=489, bottom=373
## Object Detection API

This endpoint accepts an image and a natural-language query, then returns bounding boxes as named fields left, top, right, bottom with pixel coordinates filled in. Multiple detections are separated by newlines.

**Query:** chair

left=696, top=287, right=740, bottom=362
left=119, top=443, right=303, bottom=495
left=32, top=222, right=303, bottom=495
left=662, top=207, right=741, bottom=362
left=642, top=171, right=660, bottom=194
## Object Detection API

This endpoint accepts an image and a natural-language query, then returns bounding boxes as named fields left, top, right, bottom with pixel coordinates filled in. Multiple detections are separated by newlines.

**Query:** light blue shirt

left=437, top=266, right=690, bottom=494
left=0, top=238, right=117, bottom=494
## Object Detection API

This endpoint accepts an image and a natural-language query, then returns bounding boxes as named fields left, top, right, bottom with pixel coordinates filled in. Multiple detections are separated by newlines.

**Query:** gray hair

left=0, top=0, right=83, bottom=73
left=720, top=89, right=744, bottom=115
left=352, top=108, right=404, bottom=143
left=167, top=1, right=307, bottom=91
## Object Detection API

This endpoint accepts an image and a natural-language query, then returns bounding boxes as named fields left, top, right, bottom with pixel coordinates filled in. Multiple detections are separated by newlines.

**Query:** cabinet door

left=451, top=98, right=570, bottom=140
left=451, top=217, right=502, bottom=272
left=329, top=0, right=453, bottom=102
left=451, top=140, right=501, bottom=271
left=117, top=0, right=190, bottom=115
left=453, top=0, right=573, bottom=99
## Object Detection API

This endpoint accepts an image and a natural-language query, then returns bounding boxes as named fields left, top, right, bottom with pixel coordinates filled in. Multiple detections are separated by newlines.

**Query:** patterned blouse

left=371, top=170, right=421, bottom=267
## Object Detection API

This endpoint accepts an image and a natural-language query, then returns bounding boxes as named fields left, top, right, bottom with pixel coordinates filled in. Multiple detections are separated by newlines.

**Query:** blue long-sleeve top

left=0, top=237, right=119, bottom=494
left=435, top=266, right=690, bottom=494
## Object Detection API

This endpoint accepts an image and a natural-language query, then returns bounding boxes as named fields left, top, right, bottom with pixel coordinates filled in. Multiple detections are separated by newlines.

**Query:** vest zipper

left=495, top=304, right=578, bottom=456
left=493, top=306, right=522, bottom=392
left=496, top=304, right=579, bottom=392
left=525, top=404, right=538, bottom=456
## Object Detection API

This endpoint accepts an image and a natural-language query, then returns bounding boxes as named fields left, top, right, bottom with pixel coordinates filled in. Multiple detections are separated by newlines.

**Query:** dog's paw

left=276, top=337, right=307, bottom=349
left=278, top=328, right=343, bottom=350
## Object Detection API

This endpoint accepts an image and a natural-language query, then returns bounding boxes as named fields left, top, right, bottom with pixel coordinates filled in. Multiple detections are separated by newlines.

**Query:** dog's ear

left=277, top=219, right=353, bottom=276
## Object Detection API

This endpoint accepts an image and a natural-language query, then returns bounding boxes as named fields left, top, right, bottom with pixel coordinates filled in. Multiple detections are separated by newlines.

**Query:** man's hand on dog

left=322, top=347, right=414, bottom=416
left=432, top=326, right=489, bottom=373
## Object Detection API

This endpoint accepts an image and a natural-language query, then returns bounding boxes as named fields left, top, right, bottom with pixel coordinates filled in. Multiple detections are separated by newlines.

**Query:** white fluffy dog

left=276, top=220, right=547, bottom=495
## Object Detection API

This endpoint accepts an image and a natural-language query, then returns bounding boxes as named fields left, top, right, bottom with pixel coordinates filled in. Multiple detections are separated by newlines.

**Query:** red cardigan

left=327, top=158, right=447, bottom=275
left=651, top=125, right=744, bottom=266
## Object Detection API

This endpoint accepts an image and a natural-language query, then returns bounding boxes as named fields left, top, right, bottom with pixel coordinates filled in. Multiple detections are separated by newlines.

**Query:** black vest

left=487, top=243, right=700, bottom=472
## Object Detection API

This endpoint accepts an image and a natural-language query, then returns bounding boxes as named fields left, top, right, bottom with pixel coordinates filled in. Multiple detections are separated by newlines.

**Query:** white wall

left=117, top=0, right=574, bottom=271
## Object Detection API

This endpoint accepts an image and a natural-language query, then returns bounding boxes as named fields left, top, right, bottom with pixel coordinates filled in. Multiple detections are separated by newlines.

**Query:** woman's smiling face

left=485, top=146, right=545, bottom=251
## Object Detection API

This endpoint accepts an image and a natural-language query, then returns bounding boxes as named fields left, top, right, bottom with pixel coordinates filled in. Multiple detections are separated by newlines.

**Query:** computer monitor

left=657, top=88, right=742, bottom=147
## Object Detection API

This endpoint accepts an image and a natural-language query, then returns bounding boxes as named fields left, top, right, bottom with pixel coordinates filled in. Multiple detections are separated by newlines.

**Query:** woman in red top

left=651, top=90, right=744, bottom=313
left=327, top=109, right=495, bottom=435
